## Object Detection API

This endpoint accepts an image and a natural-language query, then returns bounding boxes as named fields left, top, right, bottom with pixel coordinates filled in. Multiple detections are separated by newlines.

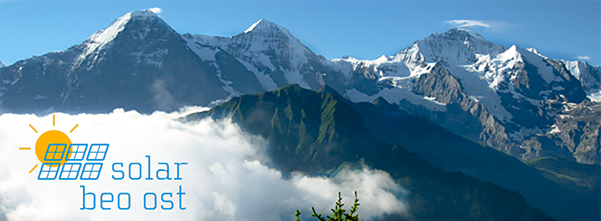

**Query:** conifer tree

left=295, top=191, right=360, bottom=221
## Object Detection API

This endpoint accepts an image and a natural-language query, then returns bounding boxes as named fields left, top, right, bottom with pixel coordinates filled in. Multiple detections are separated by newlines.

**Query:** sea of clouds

left=0, top=108, right=407, bottom=221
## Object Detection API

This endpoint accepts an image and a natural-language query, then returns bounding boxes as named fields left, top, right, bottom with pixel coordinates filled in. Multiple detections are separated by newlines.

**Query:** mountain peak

left=244, top=19, right=290, bottom=35
left=75, top=9, right=173, bottom=66
left=449, top=27, right=486, bottom=41
left=85, top=8, right=166, bottom=45
left=396, top=27, right=506, bottom=65
left=129, top=8, right=161, bottom=19
left=425, top=27, right=489, bottom=43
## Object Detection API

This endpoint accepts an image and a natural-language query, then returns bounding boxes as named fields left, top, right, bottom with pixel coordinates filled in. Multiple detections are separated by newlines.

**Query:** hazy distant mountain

left=563, top=60, right=601, bottom=100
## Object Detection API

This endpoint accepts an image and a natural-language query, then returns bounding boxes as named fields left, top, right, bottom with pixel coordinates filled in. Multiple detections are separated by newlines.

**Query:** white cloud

left=575, top=55, right=590, bottom=60
left=292, top=167, right=408, bottom=219
left=0, top=108, right=407, bottom=220
left=444, top=20, right=510, bottom=32
left=446, top=20, right=491, bottom=28
left=148, top=7, right=162, bottom=14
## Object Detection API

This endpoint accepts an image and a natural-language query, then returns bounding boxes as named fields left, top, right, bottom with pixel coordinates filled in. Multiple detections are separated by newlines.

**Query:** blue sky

left=1, top=1, right=599, bottom=66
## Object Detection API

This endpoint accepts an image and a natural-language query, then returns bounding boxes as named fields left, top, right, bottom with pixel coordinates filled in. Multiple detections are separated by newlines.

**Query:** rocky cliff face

left=521, top=100, right=601, bottom=164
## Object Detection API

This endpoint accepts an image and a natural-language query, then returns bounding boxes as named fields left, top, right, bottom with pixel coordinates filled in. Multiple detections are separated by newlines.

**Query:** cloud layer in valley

left=0, top=108, right=407, bottom=220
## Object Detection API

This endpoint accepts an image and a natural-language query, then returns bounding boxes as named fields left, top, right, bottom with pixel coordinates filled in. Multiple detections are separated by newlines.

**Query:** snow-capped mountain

left=205, top=19, right=314, bottom=89
left=0, top=60, right=5, bottom=68
left=328, top=27, right=597, bottom=164
left=332, top=28, right=585, bottom=121
left=0, top=9, right=228, bottom=113
left=563, top=60, right=601, bottom=101
left=183, top=19, right=348, bottom=95
left=187, top=19, right=312, bottom=90
left=1, top=10, right=598, bottom=164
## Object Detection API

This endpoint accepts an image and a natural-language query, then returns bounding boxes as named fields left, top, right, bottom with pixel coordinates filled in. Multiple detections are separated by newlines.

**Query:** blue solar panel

left=66, top=144, right=88, bottom=161
left=80, top=163, right=103, bottom=180
left=44, top=144, right=67, bottom=161
left=59, top=163, right=81, bottom=180
left=37, top=143, right=108, bottom=181
left=38, top=163, right=60, bottom=180
left=86, top=144, right=109, bottom=161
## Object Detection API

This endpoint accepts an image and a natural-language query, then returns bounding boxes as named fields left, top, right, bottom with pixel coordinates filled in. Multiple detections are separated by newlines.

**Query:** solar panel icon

left=80, top=163, right=103, bottom=180
left=35, top=142, right=108, bottom=180
left=59, top=163, right=82, bottom=180
left=86, top=144, right=109, bottom=161
left=44, top=144, right=67, bottom=161
left=66, top=144, right=88, bottom=161
left=38, top=163, right=60, bottom=180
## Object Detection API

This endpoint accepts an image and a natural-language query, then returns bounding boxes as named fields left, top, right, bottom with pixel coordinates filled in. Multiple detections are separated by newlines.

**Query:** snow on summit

left=77, top=9, right=163, bottom=65
left=185, top=18, right=315, bottom=91
left=329, top=27, right=586, bottom=122
left=244, top=19, right=288, bottom=34
left=405, top=27, right=507, bottom=65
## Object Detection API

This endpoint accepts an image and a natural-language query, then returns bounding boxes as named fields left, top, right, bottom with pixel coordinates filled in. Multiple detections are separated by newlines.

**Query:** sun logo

left=20, top=114, right=79, bottom=173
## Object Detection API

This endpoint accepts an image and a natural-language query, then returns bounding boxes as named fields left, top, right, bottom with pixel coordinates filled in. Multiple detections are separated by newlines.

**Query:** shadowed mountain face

left=325, top=87, right=599, bottom=221
left=183, top=84, right=553, bottom=221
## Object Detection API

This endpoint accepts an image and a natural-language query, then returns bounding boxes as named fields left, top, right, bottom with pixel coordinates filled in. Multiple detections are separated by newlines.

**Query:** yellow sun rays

left=70, top=124, right=79, bottom=133
left=29, top=164, right=38, bottom=173
left=29, top=124, right=38, bottom=133
left=21, top=114, right=79, bottom=173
